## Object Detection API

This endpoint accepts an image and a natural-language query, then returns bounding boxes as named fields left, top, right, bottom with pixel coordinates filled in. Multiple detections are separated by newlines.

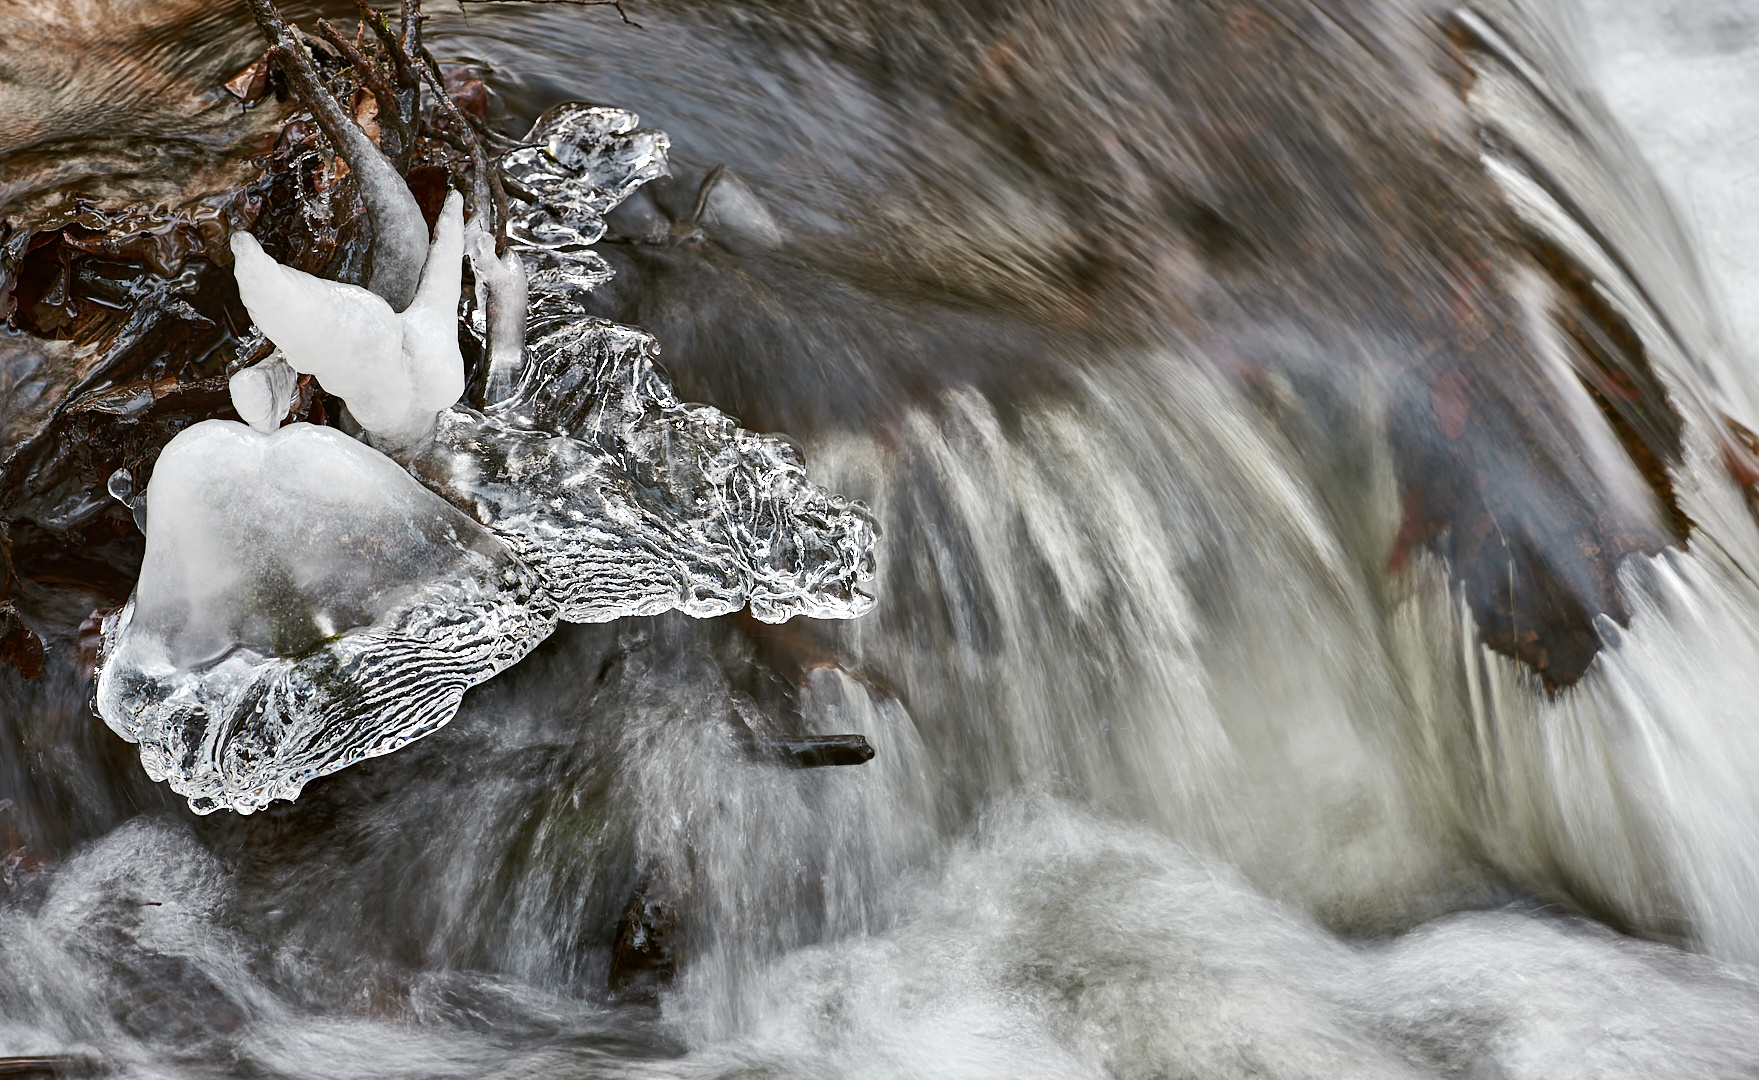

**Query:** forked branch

left=244, top=0, right=429, bottom=309
left=457, top=0, right=640, bottom=29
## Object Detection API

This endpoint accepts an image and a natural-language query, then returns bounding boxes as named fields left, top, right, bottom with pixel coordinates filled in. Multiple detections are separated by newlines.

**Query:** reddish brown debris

left=1722, top=416, right=1759, bottom=514
left=225, top=53, right=275, bottom=105
left=73, top=607, right=113, bottom=681
left=0, top=601, right=44, bottom=681
left=444, top=70, right=489, bottom=122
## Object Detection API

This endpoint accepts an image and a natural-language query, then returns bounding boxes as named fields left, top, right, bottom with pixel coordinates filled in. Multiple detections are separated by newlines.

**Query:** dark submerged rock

left=571, top=0, right=1707, bottom=691
left=609, top=874, right=679, bottom=999
left=0, top=601, right=45, bottom=681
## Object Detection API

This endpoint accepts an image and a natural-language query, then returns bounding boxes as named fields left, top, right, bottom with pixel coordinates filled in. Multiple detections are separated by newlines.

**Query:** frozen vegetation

left=95, top=103, right=878, bottom=813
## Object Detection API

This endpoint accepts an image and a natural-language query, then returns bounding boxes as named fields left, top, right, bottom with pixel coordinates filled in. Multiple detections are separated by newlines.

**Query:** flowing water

left=5, top=0, right=1759, bottom=1075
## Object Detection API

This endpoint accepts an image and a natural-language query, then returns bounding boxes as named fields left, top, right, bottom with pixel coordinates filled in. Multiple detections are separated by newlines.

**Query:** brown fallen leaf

left=225, top=52, right=273, bottom=105
left=0, top=601, right=45, bottom=680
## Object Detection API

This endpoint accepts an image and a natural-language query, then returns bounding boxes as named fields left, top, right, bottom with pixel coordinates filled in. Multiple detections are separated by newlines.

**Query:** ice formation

left=414, top=319, right=879, bottom=623
left=95, top=421, right=555, bottom=813
left=230, top=191, right=467, bottom=446
left=413, top=103, right=877, bottom=623
left=499, top=103, right=669, bottom=253
left=465, top=217, right=529, bottom=402
left=94, top=102, right=878, bottom=813
left=227, top=353, right=297, bottom=433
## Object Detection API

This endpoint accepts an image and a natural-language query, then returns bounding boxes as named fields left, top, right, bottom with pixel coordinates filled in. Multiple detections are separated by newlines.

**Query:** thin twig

left=457, top=0, right=640, bottom=29
left=315, top=19, right=410, bottom=163
left=355, top=1, right=423, bottom=167
left=416, top=50, right=508, bottom=254
left=245, top=0, right=375, bottom=172
left=244, top=0, right=428, bottom=307
left=690, top=165, right=725, bottom=225
left=400, top=0, right=423, bottom=58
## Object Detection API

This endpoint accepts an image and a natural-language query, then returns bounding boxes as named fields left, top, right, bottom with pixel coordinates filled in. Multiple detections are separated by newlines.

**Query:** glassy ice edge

left=428, top=103, right=879, bottom=623
left=95, top=103, right=879, bottom=814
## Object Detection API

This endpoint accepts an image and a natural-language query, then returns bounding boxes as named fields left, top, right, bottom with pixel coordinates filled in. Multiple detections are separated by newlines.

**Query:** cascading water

left=4, top=0, right=1759, bottom=1076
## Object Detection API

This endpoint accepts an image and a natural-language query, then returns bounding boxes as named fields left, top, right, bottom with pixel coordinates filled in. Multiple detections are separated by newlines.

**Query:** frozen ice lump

left=95, top=419, right=556, bottom=814
left=230, top=191, right=468, bottom=447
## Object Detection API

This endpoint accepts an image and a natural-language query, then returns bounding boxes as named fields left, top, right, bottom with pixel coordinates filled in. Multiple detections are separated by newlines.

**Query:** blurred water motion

left=6, top=0, right=1759, bottom=1075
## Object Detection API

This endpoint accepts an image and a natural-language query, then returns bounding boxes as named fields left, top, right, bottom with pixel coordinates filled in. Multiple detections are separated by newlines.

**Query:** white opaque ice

left=398, top=193, right=468, bottom=417
left=230, top=191, right=467, bottom=445
left=465, top=217, right=529, bottom=403
left=227, top=353, right=298, bottom=433
left=128, top=418, right=505, bottom=670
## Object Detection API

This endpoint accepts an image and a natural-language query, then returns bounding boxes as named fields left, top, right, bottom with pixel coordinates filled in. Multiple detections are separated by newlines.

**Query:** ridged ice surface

left=408, top=102, right=877, bottom=623
left=93, top=102, right=875, bottom=813
left=500, top=102, right=670, bottom=252
left=94, top=422, right=557, bottom=815
left=415, top=318, right=878, bottom=622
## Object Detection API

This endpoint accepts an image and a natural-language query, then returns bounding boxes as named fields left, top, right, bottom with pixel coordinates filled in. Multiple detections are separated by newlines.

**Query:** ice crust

left=415, top=318, right=879, bottom=623
left=413, top=102, right=876, bottom=623
left=500, top=103, right=670, bottom=253
left=94, top=103, right=877, bottom=813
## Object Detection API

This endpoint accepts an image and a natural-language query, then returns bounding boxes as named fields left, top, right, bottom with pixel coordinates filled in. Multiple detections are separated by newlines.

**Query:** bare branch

left=457, top=0, right=640, bottom=29
left=245, top=0, right=429, bottom=308
left=245, top=0, right=365, bottom=166
left=416, top=50, right=509, bottom=254
left=355, top=1, right=423, bottom=163
left=315, top=19, right=411, bottom=163
left=400, top=0, right=423, bottom=58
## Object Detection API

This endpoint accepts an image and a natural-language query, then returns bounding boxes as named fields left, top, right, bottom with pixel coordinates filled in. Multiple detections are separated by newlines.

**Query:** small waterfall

left=6, top=0, right=1759, bottom=1075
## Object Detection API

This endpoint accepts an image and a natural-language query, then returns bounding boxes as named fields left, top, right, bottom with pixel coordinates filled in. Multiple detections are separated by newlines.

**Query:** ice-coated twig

left=245, top=0, right=430, bottom=310
left=466, top=218, right=529, bottom=402
left=395, top=29, right=526, bottom=399
left=400, top=0, right=423, bottom=55
left=414, top=49, right=509, bottom=254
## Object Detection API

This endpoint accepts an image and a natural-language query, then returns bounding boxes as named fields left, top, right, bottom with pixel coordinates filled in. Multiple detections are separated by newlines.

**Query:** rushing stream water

left=5, top=0, right=1759, bottom=1075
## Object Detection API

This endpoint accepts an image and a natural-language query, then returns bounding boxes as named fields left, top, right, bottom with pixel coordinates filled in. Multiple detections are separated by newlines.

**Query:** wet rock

left=741, top=732, right=875, bottom=768
left=0, top=602, right=44, bottom=680
left=110, top=952, right=247, bottom=1048
left=609, top=876, right=678, bottom=999
left=0, top=1055, right=99, bottom=1078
